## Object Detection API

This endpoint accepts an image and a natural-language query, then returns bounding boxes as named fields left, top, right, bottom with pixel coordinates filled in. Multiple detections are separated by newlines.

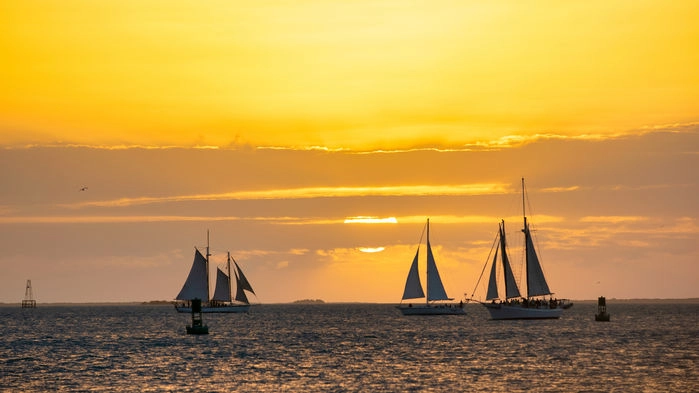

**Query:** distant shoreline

left=1, top=298, right=698, bottom=306
left=569, top=298, right=699, bottom=304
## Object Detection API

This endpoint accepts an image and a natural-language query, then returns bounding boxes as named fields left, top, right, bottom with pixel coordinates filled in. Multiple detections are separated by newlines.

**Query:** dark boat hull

left=483, top=303, right=567, bottom=320
left=398, top=304, right=466, bottom=315
left=175, top=304, right=251, bottom=313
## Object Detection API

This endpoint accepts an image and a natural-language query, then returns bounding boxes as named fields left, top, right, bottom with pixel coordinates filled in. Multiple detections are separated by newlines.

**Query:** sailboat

left=398, top=219, right=465, bottom=315
left=475, top=178, right=572, bottom=320
left=174, top=232, right=256, bottom=313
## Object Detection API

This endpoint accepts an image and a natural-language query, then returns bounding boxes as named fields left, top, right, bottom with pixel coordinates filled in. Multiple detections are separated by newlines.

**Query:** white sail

left=485, top=246, right=499, bottom=301
left=175, top=249, right=209, bottom=301
left=524, top=223, right=552, bottom=297
left=500, top=222, right=521, bottom=299
left=401, top=248, right=425, bottom=300
left=426, top=227, right=452, bottom=301
left=211, top=267, right=232, bottom=302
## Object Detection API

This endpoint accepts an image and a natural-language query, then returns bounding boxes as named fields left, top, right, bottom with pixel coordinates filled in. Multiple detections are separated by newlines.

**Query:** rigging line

left=470, top=229, right=500, bottom=300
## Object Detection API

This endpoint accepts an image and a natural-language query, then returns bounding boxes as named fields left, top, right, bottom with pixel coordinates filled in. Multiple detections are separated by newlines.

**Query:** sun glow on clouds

left=541, top=186, right=580, bottom=193
left=344, top=217, right=397, bottom=224
left=63, top=183, right=510, bottom=208
left=0, top=214, right=554, bottom=225
left=358, top=247, right=385, bottom=253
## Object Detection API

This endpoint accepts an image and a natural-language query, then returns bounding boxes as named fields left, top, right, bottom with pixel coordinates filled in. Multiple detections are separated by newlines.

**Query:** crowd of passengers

left=491, top=297, right=562, bottom=309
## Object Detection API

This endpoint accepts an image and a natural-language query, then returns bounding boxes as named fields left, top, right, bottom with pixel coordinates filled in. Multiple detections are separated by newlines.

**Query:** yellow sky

left=2, top=0, right=698, bottom=149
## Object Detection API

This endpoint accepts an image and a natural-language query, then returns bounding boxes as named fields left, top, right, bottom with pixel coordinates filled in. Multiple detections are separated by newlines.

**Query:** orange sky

left=0, top=1, right=697, bottom=303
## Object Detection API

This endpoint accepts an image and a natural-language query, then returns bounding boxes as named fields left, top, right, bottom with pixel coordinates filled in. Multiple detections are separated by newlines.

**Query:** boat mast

left=206, top=230, right=211, bottom=302
left=521, top=178, right=530, bottom=299
left=500, top=220, right=507, bottom=299
left=227, top=251, right=232, bottom=302
left=425, top=218, right=430, bottom=306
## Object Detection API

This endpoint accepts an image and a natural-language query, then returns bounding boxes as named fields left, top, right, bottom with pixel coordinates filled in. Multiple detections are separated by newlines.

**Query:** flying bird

left=79, top=186, right=88, bottom=191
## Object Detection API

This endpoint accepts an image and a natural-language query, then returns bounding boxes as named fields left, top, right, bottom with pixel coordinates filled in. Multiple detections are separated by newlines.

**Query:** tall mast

left=206, top=230, right=211, bottom=302
left=522, top=177, right=527, bottom=224
left=500, top=220, right=507, bottom=298
left=227, top=251, right=232, bottom=302
left=521, top=178, right=530, bottom=298
left=425, top=218, right=430, bottom=305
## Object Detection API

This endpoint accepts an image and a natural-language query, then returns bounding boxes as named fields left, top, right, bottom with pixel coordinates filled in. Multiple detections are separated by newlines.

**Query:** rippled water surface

left=2, top=302, right=697, bottom=392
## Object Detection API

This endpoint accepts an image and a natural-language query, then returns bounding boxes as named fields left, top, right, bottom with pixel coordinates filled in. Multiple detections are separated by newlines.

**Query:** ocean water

left=1, top=302, right=697, bottom=392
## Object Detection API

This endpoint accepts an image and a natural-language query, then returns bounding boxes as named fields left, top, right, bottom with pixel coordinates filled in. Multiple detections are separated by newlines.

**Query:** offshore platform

left=21, top=279, right=37, bottom=308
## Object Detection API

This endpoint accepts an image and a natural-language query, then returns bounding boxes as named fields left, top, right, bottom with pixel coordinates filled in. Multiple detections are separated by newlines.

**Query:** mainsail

left=426, top=237, right=451, bottom=301
left=524, top=220, right=551, bottom=297
left=500, top=222, right=521, bottom=299
left=401, top=248, right=425, bottom=300
left=211, top=268, right=232, bottom=302
left=176, top=249, right=209, bottom=301
left=485, top=247, right=499, bottom=301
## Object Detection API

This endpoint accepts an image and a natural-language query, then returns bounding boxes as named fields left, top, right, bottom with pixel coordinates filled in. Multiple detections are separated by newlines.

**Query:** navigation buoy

left=186, top=298, right=209, bottom=334
left=595, top=296, right=610, bottom=322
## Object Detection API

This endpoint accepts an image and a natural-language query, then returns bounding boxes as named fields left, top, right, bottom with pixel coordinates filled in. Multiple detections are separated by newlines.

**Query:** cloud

left=580, top=216, right=648, bottom=224
left=0, top=215, right=255, bottom=224
left=344, top=216, right=397, bottom=224
left=276, top=261, right=289, bottom=269
left=58, top=183, right=512, bottom=209
left=0, top=213, right=559, bottom=226
left=541, top=186, right=580, bottom=193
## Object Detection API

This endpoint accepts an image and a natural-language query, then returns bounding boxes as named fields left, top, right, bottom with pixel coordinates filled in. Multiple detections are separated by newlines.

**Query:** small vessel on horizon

left=473, top=178, right=572, bottom=320
left=175, top=231, right=256, bottom=313
left=397, top=219, right=465, bottom=316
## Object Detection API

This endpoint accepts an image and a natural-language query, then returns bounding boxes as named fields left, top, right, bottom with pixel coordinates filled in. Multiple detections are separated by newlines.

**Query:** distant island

left=292, top=299, right=325, bottom=304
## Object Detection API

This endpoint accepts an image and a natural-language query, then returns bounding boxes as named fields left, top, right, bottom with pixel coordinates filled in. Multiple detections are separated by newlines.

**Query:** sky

left=1, top=1, right=697, bottom=303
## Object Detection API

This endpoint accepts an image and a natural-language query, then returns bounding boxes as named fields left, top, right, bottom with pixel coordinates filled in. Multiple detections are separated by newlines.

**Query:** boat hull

left=175, top=304, right=251, bottom=313
left=398, top=304, right=465, bottom=316
left=483, top=303, right=564, bottom=320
